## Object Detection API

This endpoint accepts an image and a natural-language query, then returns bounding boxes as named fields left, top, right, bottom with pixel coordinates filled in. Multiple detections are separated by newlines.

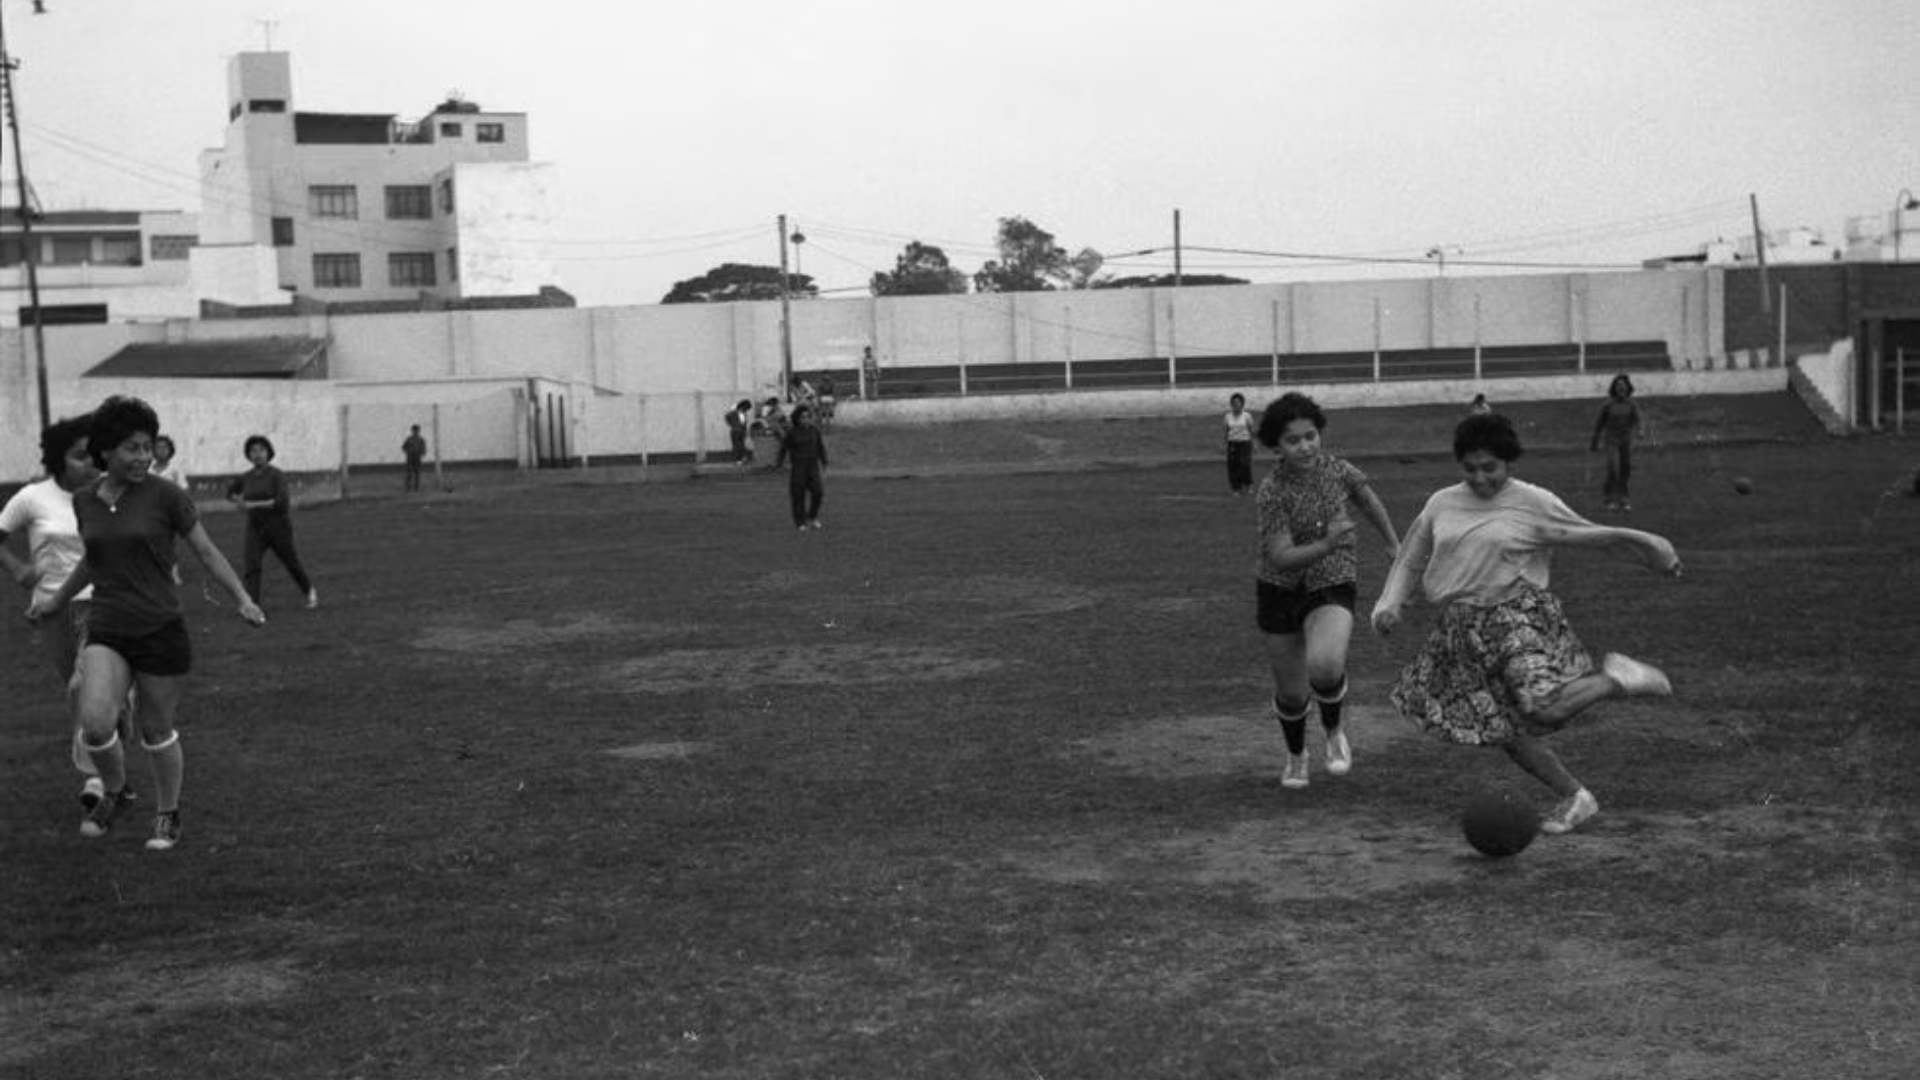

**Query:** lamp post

left=0, top=0, right=49, bottom=432
left=1895, top=188, right=1919, bottom=263
left=1426, top=245, right=1462, bottom=277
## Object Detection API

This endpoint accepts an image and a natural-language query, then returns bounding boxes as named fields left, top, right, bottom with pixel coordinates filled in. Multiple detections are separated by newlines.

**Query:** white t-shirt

left=0, top=477, right=93, bottom=605
left=1224, top=409, right=1255, bottom=444
left=150, top=460, right=190, bottom=490
left=1375, top=479, right=1589, bottom=610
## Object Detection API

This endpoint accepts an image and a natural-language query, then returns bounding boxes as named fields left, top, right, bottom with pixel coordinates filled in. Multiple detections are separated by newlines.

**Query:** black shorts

left=1256, top=581, right=1357, bottom=636
left=86, top=619, right=194, bottom=677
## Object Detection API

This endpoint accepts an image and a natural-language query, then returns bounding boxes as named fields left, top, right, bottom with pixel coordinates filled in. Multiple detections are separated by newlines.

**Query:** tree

left=661, top=263, right=816, bottom=304
left=973, top=216, right=1072, bottom=293
left=1095, top=273, right=1250, bottom=289
left=1066, top=247, right=1108, bottom=290
left=869, top=241, right=970, bottom=296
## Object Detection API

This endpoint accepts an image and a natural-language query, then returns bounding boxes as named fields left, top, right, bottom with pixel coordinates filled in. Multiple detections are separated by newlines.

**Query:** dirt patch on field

left=415, top=612, right=693, bottom=654
left=0, top=918, right=327, bottom=1070
left=1076, top=705, right=1422, bottom=779
left=606, top=740, right=708, bottom=760
left=605, top=642, right=1006, bottom=694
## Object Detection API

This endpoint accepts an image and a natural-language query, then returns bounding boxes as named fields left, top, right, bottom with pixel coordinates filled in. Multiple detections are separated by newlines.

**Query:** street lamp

left=1895, top=188, right=1919, bottom=263
left=1426, top=245, right=1462, bottom=277
left=789, top=229, right=806, bottom=281
left=0, top=0, right=49, bottom=432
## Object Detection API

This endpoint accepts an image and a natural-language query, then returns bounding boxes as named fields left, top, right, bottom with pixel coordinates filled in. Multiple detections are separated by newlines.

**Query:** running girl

left=1254, top=392, right=1400, bottom=789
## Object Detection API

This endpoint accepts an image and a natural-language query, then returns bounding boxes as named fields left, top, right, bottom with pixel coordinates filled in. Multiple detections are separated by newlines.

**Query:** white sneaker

left=1281, top=753, right=1310, bottom=789
left=1539, top=789, right=1599, bottom=835
left=78, top=776, right=106, bottom=810
left=1602, top=652, right=1671, bottom=697
left=1325, top=729, right=1352, bottom=776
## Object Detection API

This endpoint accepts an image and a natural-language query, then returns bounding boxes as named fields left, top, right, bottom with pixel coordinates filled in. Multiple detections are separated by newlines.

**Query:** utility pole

left=0, top=0, right=50, bottom=432
left=1750, top=193, right=1771, bottom=316
left=777, top=214, right=794, bottom=395
left=1173, top=208, right=1182, bottom=288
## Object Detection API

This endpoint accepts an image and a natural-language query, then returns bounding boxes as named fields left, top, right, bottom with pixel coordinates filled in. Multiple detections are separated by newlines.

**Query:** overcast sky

left=9, top=0, right=1918, bottom=305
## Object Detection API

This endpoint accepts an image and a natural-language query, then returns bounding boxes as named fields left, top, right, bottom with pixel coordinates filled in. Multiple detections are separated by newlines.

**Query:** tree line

left=660, top=216, right=1249, bottom=303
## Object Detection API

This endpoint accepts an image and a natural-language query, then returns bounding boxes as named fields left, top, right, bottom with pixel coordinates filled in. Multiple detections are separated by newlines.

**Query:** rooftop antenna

left=256, top=18, right=278, bottom=50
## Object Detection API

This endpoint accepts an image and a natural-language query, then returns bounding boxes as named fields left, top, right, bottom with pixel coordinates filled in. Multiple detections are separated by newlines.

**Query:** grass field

left=3, top=404, right=1917, bottom=1080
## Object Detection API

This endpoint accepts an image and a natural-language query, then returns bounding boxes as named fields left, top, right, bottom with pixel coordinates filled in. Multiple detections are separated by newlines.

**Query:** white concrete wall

left=3, top=264, right=1752, bottom=481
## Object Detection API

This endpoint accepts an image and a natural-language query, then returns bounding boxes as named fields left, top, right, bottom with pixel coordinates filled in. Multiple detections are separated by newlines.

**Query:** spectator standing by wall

left=402, top=425, right=429, bottom=492
left=1224, top=393, right=1255, bottom=494
left=1590, top=374, right=1642, bottom=512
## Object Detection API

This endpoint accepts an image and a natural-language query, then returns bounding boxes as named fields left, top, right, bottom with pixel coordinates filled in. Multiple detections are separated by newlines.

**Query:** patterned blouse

left=1254, top=453, right=1369, bottom=590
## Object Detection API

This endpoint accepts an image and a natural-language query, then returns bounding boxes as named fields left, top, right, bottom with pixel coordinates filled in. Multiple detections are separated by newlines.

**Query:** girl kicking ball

left=1371, top=412, right=1682, bottom=835
left=1253, top=393, right=1400, bottom=788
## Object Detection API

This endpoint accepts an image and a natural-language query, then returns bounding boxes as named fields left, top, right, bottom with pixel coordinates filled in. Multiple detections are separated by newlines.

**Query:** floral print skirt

left=1389, top=585, right=1594, bottom=746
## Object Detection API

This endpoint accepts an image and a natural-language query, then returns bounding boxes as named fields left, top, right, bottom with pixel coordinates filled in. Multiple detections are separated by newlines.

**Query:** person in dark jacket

left=225, top=435, right=317, bottom=608
left=776, top=404, right=829, bottom=531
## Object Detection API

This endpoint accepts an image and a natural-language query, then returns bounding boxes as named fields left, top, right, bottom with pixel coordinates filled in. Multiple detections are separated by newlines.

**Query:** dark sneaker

left=80, top=787, right=131, bottom=839
left=146, top=810, right=183, bottom=852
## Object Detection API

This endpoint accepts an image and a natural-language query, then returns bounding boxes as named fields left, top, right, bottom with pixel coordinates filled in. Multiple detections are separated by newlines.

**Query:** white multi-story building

left=193, top=51, right=560, bottom=307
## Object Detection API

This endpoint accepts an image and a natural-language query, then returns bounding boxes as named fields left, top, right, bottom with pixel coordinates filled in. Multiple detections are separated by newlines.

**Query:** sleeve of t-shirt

left=1338, top=458, right=1369, bottom=497
left=0, top=487, right=29, bottom=533
left=1511, top=484, right=1596, bottom=550
left=163, top=479, right=201, bottom=536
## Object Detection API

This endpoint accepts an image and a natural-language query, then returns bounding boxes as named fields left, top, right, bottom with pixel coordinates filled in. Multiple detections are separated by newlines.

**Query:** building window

left=439, top=122, right=462, bottom=138
left=385, top=185, right=433, bottom=220
left=150, top=235, right=195, bottom=261
left=50, top=236, right=92, bottom=265
left=447, top=246, right=459, bottom=283
left=101, top=236, right=143, bottom=266
left=476, top=122, right=504, bottom=143
left=312, top=253, right=362, bottom=289
left=389, top=252, right=437, bottom=288
left=0, top=237, right=22, bottom=266
left=229, top=102, right=243, bottom=122
left=308, top=185, right=358, bottom=219
left=437, top=178, right=455, bottom=214
left=272, top=217, right=295, bottom=247
left=249, top=99, right=287, bottom=113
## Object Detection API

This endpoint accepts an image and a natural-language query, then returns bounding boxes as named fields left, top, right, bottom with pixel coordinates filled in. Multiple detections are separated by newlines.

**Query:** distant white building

left=1841, top=210, right=1920, bottom=262
left=0, top=210, right=200, bottom=327
left=1646, top=225, right=1842, bottom=269
left=193, top=51, right=561, bottom=307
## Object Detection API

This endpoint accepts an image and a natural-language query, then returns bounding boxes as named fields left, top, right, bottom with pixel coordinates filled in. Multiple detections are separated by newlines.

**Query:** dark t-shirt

left=227, top=465, right=292, bottom=522
left=73, top=478, right=197, bottom=637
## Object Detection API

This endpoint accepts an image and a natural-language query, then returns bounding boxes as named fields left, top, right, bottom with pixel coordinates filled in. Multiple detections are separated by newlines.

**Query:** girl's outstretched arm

left=184, top=522, right=267, bottom=625
left=1371, top=508, right=1434, bottom=635
left=1541, top=521, right=1681, bottom=575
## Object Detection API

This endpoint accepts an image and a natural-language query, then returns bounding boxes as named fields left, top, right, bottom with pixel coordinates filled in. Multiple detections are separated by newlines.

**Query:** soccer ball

left=1461, top=790, right=1538, bottom=858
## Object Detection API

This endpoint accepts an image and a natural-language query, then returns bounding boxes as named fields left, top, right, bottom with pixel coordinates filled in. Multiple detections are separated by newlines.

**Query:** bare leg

left=1524, top=673, right=1620, bottom=731
left=132, top=673, right=185, bottom=813
left=1501, top=734, right=1582, bottom=797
